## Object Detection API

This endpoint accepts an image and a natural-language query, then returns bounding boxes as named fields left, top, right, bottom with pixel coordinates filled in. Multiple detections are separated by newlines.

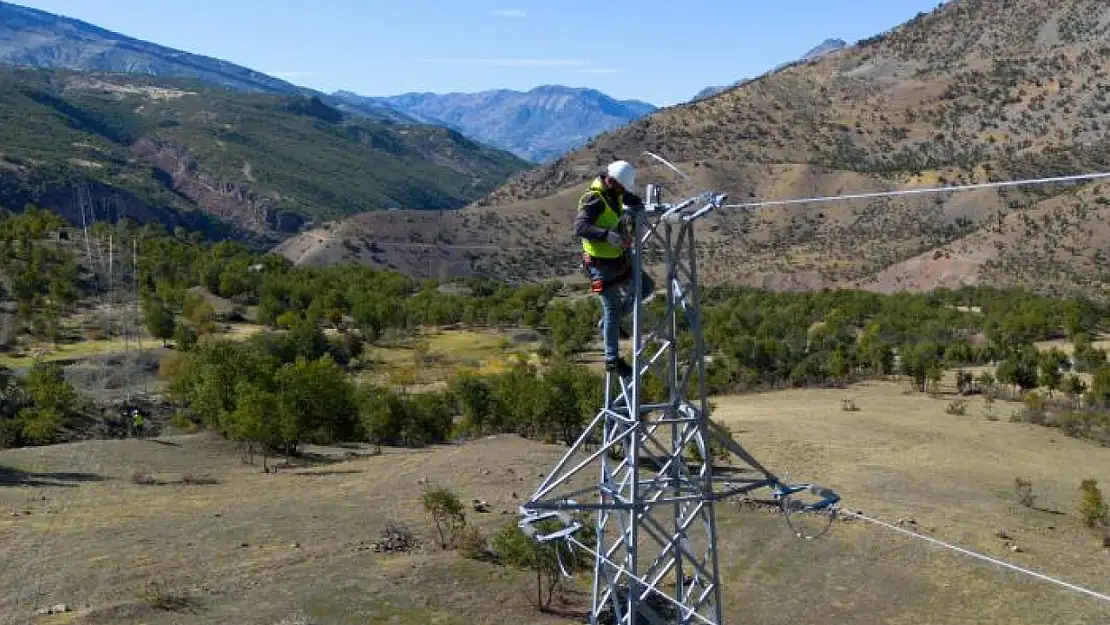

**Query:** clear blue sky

left=15, top=0, right=941, bottom=106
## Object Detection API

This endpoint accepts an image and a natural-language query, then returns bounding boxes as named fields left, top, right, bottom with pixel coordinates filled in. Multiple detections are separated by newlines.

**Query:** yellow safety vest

left=579, top=178, right=624, bottom=259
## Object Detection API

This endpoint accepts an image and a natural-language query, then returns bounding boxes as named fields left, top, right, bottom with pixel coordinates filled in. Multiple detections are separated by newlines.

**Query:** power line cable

left=840, top=510, right=1110, bottom=605
left=721, top=171, right=1110, bottom=211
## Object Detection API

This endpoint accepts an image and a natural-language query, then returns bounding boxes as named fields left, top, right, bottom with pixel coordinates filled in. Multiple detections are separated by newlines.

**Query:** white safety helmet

left=606, top=160, right=636, bottom=192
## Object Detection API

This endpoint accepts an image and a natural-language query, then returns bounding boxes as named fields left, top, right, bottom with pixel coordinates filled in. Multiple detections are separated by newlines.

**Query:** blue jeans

left=585, top=256, right=655, bottom=362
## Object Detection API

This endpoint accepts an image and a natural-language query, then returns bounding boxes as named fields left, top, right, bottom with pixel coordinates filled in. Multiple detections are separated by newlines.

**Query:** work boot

left=606, top=358, right=633, bottom=378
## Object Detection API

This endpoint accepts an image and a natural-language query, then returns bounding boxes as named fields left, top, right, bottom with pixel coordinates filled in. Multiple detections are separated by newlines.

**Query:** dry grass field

left=359, top=328, right=543, bottom=390
left=1, top=379, right=1108, bottom=625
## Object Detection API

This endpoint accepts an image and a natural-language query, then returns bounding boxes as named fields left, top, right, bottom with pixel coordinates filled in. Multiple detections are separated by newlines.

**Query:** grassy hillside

left=0, top=66, right=530, bottom=241
left=300, top=0, right=1110, bottom=298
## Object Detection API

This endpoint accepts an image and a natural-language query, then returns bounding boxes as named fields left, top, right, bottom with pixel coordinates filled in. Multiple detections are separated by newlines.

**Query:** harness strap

left=581, top=252, right=631, bottom=293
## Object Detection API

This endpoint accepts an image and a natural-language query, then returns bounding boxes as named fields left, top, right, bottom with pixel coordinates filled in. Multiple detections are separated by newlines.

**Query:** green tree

left=996, top=348, right=1040, bottom=394
left=172, top=321, right=198, bottom=350
left=1073, top=334, right=1107, bottom=373
left=182, top=292, right=216, bottom=335
left=1087, top=366, right=1110, bottom=408
left=227, top=382, right=291, bottom=472
left=900, top=342, right=941, bottom=392
left=976, top=371, right=996, bottom=395
left=274, top=355, right=359, bottom=448
left=19, top=362, right=80, bottom=444
left=1038, top=348, right=1067, bottom=397
left=1062, top=374, right=1087, bottom=409
left=143, top=298, right=176, bottom=347
left=450, top=372, right=494, bottom=436
left=357, top=385, right=398, bottom=451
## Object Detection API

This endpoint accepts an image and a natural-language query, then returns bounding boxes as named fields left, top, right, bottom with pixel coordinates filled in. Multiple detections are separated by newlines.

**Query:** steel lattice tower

left=519, top=175, right=840, bottom=625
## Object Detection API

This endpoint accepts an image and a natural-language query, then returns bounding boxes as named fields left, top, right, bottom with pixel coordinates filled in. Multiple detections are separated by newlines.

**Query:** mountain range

left=0, top=66, right=528, bottom=241
left=333, top=87, right=657, bottom=163
left=284, top=0, right=1110, bottom=300
left=0, top=0, right=421, bottom=123
left=0, top=0, right=661, bottom=240
left=0, top=0, right=656, bottom=162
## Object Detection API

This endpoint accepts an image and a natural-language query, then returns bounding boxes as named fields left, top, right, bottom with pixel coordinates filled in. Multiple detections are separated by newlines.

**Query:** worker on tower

left=575, top=160, right=655, bottom=378
left=132, top=409, right=144, bottom=437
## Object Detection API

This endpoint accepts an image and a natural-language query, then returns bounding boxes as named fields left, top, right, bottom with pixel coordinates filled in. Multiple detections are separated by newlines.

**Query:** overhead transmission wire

left=721, top=171, right=1110, bottom=211
left=342, top=168, right=1110, bottom=255
left=6, top=196, right=168, bottom=622
left=840, top=510, right=1110, bottom=605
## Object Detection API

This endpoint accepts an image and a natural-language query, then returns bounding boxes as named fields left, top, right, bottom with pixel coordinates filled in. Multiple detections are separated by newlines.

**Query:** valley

left=2, top=1, right=1110, bottom=625
left=0, top=205, right=1108, bottom=625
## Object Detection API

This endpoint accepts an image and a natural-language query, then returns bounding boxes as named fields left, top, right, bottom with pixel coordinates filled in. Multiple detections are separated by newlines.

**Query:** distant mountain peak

left=333, top=86, right=657, bottom=163
left=803, top=38, right=848, bottom=60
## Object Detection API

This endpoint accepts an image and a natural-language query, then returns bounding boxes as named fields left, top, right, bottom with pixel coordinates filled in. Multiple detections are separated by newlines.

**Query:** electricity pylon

left=519, top=173, right=840, bottom=625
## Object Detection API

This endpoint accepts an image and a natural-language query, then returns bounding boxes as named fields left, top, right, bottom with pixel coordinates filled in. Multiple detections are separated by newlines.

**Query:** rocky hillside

left=334, top=86, right=657, bottom=162
left=283, top=0, right=1110, bottom=299
left=0, top=66, right=530, bottom=243
left=0, top=1, right=295, bottom=94
left=691, top=38, right=848, bottom=102
left=802, top=38, right=848, bottom=60
left=0, top=1, right=414, bottom=123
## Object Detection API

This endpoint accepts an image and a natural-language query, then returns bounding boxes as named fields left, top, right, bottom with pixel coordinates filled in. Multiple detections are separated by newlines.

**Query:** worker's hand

left=624, top=192, right=645, bottom=208
left=605, top=231, right=624, bottom=247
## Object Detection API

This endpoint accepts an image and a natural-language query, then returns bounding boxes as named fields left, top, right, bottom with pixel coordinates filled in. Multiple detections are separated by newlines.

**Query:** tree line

left=4, top=212, right=1110, bottom=452
left=164, top=327, right=604, bottom=466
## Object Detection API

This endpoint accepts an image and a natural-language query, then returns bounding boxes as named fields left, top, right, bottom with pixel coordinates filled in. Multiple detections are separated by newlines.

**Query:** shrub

left=457, top=525, right=490, bottom=561
left=1022, top=392, right=1047, bottom=425
left=491, top=519, right=593, bottom=611
left=141, top=579, right=193, bottom=611
left=1078, top=479, right=1108, bottom=529
left=373, top=521, right=419, bottom=553
left=421, top=483, right=467, bottom=549
left=1014, top=477, right=1034, bottom=508
left=686, top=422, right=733, bottom=466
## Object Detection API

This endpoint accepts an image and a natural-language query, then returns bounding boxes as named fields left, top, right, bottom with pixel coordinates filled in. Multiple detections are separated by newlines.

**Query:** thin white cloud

left=269, top=71, right=316, bottom=79
left=491, top=9, right=526, bottom=18
left=415, top=57, right=591, bottom=67
left=578, top=68, right=624, bottom=74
